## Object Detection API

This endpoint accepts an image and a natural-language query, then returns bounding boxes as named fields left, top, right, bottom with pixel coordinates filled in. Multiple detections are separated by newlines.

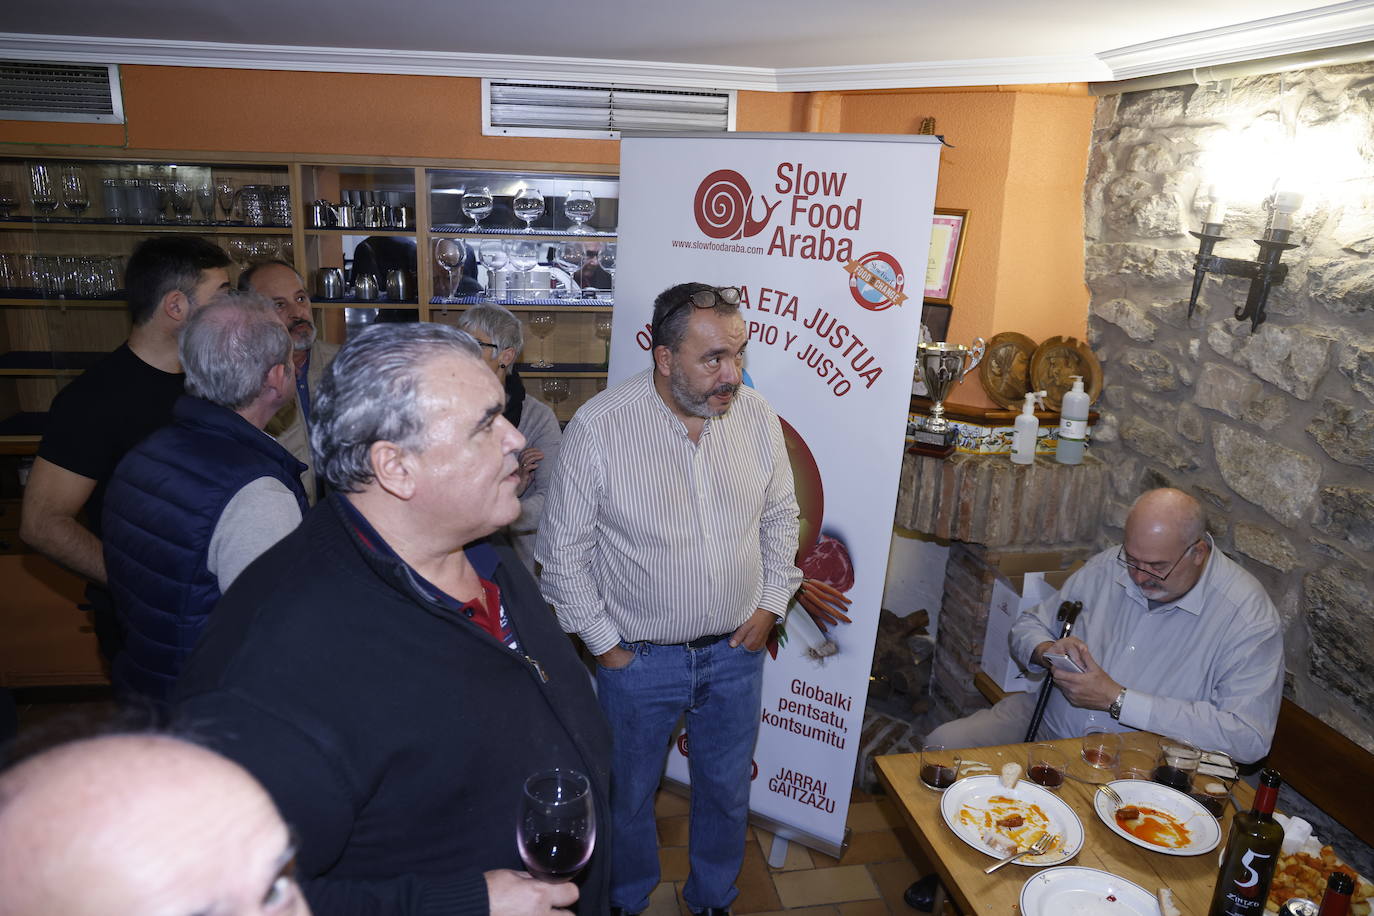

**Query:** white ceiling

left=2, top=0, right=1373, bottom=91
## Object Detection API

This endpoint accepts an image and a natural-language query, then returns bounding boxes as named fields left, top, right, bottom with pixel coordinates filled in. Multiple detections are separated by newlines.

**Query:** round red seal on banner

left=846, top=251, right=907, bottom=312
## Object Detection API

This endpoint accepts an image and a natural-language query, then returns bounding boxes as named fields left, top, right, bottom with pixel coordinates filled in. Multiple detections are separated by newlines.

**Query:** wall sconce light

left=1187, top=190, right=1303, bottom=330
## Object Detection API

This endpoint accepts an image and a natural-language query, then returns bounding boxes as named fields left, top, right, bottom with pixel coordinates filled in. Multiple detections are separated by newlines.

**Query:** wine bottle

left=1317, top=872, right=1355, bottom=916
left=1207, top=768, right=1285, bottom=916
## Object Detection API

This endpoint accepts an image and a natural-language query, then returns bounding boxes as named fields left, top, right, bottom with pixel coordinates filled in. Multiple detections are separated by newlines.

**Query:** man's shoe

left=692, top=910, right=731, bottom=916
left=610, top=909, right=640, bottom=916
left=903, top=873, right=939, bottom=911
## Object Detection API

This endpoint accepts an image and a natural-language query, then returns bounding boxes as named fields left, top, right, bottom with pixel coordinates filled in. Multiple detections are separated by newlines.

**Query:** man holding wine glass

left=537, top=283, right=802, bottom=916
left=174, top=323, right=611, bottom=916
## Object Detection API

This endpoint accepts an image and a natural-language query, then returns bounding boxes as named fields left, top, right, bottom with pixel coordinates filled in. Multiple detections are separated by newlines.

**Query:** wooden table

left=876, top=736, right=1253, bottom=916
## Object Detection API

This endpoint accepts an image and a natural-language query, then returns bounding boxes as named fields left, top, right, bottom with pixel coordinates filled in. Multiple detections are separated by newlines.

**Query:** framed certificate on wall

left=924, top=208, right=967, bottom=304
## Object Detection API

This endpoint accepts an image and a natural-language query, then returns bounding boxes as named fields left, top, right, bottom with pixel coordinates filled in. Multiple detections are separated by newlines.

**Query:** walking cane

left=1023, top=600, right=1082, bottom=743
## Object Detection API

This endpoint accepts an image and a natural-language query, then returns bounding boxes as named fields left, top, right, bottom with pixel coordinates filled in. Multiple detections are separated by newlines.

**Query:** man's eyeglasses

left=1116, top=538, right=1202, bottom=582
left=651, top=286, right=742, bottom=342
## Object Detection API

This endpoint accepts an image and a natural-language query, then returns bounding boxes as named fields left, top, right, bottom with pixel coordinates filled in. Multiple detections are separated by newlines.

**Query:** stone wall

left=1084, top=64, right=1374, bottom=749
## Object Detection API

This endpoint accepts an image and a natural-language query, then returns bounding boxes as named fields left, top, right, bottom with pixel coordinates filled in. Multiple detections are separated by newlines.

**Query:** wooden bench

left=972, top=671, right=1374, bottom=850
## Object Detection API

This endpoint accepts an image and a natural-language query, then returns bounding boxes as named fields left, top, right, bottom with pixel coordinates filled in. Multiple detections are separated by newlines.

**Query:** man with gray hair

left=174, top=323, right=611, bottom=916
left=102, top=292, right=307, bottom=710
left=455, top=303, right=562, bottom=570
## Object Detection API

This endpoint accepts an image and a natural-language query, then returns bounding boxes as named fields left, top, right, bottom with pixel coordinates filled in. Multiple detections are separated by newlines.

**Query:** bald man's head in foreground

left=1121, top=487, right=1211, bottom=604
left=0, top=734, right=309, bottom=916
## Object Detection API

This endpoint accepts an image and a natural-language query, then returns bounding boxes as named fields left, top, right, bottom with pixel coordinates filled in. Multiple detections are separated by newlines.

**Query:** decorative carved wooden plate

left=1030, top=336, right=1103, bottom=411
left=979, top=332, right=1038, bottom=409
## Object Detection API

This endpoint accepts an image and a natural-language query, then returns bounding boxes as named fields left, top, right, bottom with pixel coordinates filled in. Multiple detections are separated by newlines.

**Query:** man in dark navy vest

left=102, top=292, right=308, bottom=711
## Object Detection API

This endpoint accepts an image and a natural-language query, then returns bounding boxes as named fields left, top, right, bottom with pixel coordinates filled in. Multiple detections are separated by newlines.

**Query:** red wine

left=1207, top=768, right=1283, bottom=916
left=920, top=764, right=957, bottom=789
left=521, top=832, right=591, bottom=881
left=1028, top=764, right=1064, bottom=788
left=1153, top=764, right=1193, bottom=792
left=1083, top=748, right=1117, bottom=768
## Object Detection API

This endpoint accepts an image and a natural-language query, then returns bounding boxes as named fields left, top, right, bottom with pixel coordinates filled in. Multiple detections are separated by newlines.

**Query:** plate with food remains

left=939, top=773, right=1083, bottom=867
left=1029, top=335, right=1103, bottom=412
left=1092, top=780, right=1220, bottom=856
left=1019, top=866, right=1160, bottom=916
left=979, top=331, right=1038, bottom=409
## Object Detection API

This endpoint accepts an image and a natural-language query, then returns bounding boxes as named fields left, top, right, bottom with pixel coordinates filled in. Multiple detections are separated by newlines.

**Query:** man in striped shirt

left=538, top=283, right=803, bottom=916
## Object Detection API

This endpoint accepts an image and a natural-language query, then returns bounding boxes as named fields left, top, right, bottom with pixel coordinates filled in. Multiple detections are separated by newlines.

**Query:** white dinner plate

left=1092, top=779, right=1221, bottom=856
left=1020, top=866, right=1160, bottom=916
left=938, top=774, right=1083, bottom=867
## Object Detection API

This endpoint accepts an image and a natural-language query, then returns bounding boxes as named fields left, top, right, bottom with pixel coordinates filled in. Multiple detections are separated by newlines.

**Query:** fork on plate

left=984, top=832, right=1056, bottom=874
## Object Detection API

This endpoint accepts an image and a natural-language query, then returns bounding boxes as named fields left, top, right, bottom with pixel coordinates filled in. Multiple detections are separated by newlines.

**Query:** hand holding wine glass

left=435, top=238, right=467, bottom=301
left=517, top=768, right=595, bottom=883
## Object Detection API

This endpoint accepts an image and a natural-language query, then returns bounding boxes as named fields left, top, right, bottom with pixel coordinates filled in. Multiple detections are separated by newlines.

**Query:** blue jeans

left=596, top=638, right=765, bottom=913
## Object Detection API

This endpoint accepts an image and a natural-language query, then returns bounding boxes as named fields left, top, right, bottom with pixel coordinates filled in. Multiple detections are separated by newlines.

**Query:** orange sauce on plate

left=1114, top=805, right=1192, bottom=849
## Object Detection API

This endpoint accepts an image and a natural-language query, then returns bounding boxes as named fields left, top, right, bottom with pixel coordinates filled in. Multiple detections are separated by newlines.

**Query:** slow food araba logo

left=693, top=170, right=777, bottom=240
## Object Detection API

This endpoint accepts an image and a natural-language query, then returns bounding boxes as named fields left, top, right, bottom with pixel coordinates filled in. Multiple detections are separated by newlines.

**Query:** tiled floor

left=646, top=787, right=953, bottom=916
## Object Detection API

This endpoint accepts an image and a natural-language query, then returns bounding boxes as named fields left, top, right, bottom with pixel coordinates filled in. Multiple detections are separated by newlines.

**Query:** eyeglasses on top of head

left=652, top=286, right=742, bottom=341
left=1116, top=537, right=1202, bottom=582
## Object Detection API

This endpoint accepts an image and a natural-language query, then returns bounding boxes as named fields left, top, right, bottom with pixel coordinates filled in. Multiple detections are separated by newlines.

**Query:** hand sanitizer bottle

left=1054, top=376, right=1090, bottom=465
left=1011, top=390, right=1046, bottom=465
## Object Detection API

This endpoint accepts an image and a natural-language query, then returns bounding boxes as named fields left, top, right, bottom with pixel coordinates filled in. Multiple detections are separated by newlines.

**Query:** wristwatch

left=1109, top=687, right=1127, bottom=721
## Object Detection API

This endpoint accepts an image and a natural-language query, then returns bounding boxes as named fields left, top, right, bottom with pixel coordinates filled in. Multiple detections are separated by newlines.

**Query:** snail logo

left=844, top=251, right=908, bottom=312
left=693, top=169, right=779, bottom=240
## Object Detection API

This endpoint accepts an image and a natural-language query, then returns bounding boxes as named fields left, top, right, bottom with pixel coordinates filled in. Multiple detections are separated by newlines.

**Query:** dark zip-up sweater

left=175, top=494, right=612, bottom=915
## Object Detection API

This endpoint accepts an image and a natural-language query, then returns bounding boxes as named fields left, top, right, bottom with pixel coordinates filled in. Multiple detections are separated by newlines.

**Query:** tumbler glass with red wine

left=1027, top=743, right=1069, bottom=790
left=1152, top=741, right=1199, bottom=793
left=518, top=768, right=596, bottom=882
left=919, top=743, right=960, bottom=791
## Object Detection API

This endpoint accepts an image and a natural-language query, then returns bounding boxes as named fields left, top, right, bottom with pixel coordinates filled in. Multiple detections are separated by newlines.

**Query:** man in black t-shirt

left=20, top=236, right=231, bottom=664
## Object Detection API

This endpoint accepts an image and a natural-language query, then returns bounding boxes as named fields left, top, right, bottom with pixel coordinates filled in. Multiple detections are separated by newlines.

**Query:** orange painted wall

left=1, top=69, right=1094, bottom=407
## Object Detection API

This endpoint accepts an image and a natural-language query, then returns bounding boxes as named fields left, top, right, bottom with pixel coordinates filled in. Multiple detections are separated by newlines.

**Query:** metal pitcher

left=310, top=200, right=338, bottom=228
left=353, top=272, right=378, bottom=300
left=316, top=267, right=345, bottom=299
left=385, top=269, right=412, bottom=302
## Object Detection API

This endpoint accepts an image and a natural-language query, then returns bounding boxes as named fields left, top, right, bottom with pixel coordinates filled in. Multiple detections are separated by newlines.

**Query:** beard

left=669, top=362, right=739, bottom=419
left=289, top=317, right=317, bottom=351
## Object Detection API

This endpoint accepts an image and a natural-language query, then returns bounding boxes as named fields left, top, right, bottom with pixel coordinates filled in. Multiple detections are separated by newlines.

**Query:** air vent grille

left=0, top=62, right=124, bottom=124
left=484, top=80, right=732, bottom=139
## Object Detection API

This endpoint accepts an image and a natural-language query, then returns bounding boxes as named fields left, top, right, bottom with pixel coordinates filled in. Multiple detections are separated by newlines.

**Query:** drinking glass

left=1115, top=748, right=1155, bottom=781
left=556, top=241, right=585, bottom=274
left=435, top=238, right=467, bottom=301
left=563, top=189, right=595, bottom=234
left=598, top=242, right=616, bottom=273
left=512, top=187, right=544, bottom=232
left=510, top=240, right=540, bottom=273
left=919, top=742, right=961, bottom=791
left=169, top=181, right=194, bottom=223
left=1153, top=741, right=1200, bottom=793
left=594, top=314, right=612, bottom=367
left=1027, top=743, right=1068, bottom=791
left=29, top=164, right=59, bottom=215
left=517, top=768, right=595, bottom=883
left=479, top=240, right=509, bottom=271
left=61, top=165, right=90, bottom=217
left=227, top=237, right=251, bottom=269
left=1082, top=727, right=1121, bottom=770
left=461, top=186, right=494, bottom=230
left=0, top=180, right=18, bottom=219
left=195, top=183, right=216, bottom=223
left=215, top=178, right=237, bottom=221
left=541, top=378, right=570, bottom=408
left=527, top=313, right=556, bottom=369
left=0, top=252, right=17, bottom=290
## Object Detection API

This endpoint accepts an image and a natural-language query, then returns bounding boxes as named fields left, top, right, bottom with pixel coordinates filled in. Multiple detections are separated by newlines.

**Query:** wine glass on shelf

left=215, top=178, right=237, bottom=222
left=541, top=379, right=570, bottom=420
left=510, top=240, right=539, bottom=273
left=29, top=164, right=59, bottom=216
left=194, top=183, right=215, bottom=223
left=227, top=237, right=251, bottom=270
left=169, top=181, right=194, bottom=223
left=594, top=314, right=613, bottom=368
left=61, top=165, right=90, bottom=217
left=512, top=187, right=545, bottom=233
left=527, top=313, right=556, bottom=369
left=563, top=189, right=595, bottom=235
left=435, top=238, right=467, bottom=302
left=599, top=242, right=616, bottom=288
left=0, top=180, right=18, bottom=219
left=461, top=186, right=494, bottom=231
left=517, top=768, right=595, bottom=884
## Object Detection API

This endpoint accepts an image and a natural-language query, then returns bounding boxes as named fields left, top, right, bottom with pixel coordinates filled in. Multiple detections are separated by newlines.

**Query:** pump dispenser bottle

left=1011, top=390, right=1046, bottom=465
left=1054, top=376, right=1090, bottom=465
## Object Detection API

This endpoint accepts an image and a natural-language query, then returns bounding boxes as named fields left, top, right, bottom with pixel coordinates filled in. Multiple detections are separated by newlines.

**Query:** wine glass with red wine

left=517, top=768, right=596, bottom=882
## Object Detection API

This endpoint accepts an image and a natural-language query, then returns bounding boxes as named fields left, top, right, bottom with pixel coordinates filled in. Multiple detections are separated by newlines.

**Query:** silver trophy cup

left=916, top=338, right=986, bottom=433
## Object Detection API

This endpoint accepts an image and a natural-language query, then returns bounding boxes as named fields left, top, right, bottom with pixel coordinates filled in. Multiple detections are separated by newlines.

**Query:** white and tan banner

left=611, top=132, right=942, bottom=856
